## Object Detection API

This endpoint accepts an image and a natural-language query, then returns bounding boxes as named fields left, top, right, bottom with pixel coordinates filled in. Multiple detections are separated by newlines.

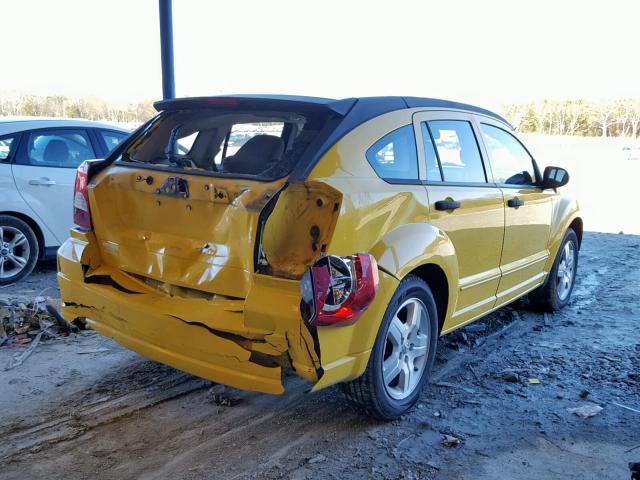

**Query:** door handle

left=29, top=178, right=56, bottom=186
left=435, top=200, right=461, bottom=211
left=507, top=198, right=524, bottom=208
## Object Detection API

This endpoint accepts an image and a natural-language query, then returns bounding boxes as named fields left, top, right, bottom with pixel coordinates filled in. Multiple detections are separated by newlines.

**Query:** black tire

left=0, top=215, right=39, bottom=286
left=529, top=228, right=579, bottom=312
left=340, top=275, right=439, bottom=420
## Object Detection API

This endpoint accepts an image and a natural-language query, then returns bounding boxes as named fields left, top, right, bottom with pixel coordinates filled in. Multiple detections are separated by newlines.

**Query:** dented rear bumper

left=57, top=230, right=322, bottom=394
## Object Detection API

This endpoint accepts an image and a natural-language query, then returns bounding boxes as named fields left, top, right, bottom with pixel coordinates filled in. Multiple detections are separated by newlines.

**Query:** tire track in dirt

left=0, top=373, right=208, bottom=462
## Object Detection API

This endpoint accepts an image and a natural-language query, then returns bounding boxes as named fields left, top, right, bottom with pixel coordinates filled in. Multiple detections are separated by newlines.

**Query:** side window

left=480, top=124, right=536, bottom=185
left=99, top=130, right=128, bottom=153
left=0, top=135, right=15, bottom=161
left=427, top=120, right=486, bottom=183
left=24, top=129, right=96, bottom=168
left=366, top=125, right=419, bottom=181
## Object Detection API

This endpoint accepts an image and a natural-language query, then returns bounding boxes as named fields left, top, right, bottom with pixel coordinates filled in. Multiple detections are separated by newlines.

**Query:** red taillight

left=205, top=98, right=241, bottom=106
left=301, top=254, right=380, bottom=327
left=73, top=159, right=105, bottom=230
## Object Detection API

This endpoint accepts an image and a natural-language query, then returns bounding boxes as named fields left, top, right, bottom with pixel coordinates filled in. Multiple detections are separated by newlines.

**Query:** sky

left=2, top=0, right=639, bottom=111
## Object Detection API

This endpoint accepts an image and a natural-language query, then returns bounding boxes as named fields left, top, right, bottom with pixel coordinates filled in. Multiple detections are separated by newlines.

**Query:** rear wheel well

left=569, top=217, right=583, bottom=248
left=0, top=211, right=45, bottom=259
left=407, top=264, right=448, bottom=334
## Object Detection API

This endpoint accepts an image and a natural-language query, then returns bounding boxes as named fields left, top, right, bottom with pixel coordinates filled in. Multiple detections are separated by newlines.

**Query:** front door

left=12, top=128, right=98, bottom=244
left=477, top=122, right=553, bottom=306
left=414, top=112, right=505, bottom=329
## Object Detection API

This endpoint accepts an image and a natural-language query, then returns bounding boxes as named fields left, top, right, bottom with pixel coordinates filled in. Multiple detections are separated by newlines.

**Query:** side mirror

left=540, top=166, right=569, bottom=189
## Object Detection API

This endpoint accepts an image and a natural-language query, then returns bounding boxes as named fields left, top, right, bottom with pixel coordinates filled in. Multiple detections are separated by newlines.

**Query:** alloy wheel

left=0, top=226, right=31, bottom=280
left=382, top=298, right=430, bottom=400
left=556, top=241, right=576, bottom=301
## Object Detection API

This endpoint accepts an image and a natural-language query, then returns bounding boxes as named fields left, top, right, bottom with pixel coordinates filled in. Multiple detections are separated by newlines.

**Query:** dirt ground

left=0, top=232, right=638, bottom=480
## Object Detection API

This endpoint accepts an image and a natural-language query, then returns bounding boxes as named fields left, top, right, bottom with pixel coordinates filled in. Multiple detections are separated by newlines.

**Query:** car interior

left=123, top=110, right=330, bottom=178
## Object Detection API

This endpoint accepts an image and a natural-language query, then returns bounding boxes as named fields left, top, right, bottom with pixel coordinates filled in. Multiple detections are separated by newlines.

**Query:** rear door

left=414, top=111, right=505, bottom=328
left=477, top=121, right=553, bottom=305
left=12, top=128, right=98, bottom=244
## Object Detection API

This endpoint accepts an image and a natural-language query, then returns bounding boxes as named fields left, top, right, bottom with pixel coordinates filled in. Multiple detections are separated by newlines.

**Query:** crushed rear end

left=58, top=96, right=353, bottom=393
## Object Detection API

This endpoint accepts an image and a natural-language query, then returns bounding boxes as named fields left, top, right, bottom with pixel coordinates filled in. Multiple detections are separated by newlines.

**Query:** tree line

left=3, top=94, right=640, bottom=139
left=0, top=94, right=156, bottom=124
left=503, top=99, right=640, bottom=138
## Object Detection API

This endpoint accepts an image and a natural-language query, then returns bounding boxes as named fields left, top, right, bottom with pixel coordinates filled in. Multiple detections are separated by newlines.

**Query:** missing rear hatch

left=117, top=108, right=336, bottom=181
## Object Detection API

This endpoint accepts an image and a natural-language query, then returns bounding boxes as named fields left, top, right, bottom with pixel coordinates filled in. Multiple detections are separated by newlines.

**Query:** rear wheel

left=0, top=215, right=39, bottom=285
left=529, top=228, right=579, bottom=312
left=341, top=275, right=438, bottom=420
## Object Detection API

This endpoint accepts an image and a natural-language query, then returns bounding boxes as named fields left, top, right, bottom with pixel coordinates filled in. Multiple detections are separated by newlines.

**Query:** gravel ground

left=0, top=232, right=638, bottom=479
left=0, top=259, right=58, bottom=304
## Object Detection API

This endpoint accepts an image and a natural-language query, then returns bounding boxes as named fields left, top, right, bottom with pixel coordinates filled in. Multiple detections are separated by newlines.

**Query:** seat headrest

left=43, top=139, right=70, bottom=164
left=223, top=135, right=284, bottom=175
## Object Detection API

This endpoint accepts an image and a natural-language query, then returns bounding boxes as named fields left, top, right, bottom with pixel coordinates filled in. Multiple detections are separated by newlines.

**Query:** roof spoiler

left=153, top=95, right=357, bottom=117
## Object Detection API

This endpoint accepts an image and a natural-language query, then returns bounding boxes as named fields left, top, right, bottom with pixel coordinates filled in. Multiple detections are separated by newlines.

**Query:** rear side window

left=480, top=124, right=536, bottom=185
left=426, top=120, right=486, bottom=183
left=99, top=130, right=128, bottom=153
left=121, top=109, right=332, bottom=179
left=366, top=125, right=418, bottom=181
left=24, top=129, right=96, bottom=168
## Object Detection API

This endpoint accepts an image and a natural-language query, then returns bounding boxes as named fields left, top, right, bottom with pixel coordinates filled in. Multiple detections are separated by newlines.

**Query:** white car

left=0, top=118, right=131, bottom=284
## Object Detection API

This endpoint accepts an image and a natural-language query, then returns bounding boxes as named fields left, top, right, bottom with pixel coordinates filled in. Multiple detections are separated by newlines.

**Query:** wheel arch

left=0, top=211, right=45, bottom=259
left=405, top=263, right=449, bottom=335
left=545, top=194, right=582, bottom=273
left=569, top=216, right=583, bottom=248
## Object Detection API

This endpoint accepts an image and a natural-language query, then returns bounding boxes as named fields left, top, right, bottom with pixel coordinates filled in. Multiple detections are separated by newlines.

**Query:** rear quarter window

left=0, top=135, right=16, bottom=161
left=100, top=130, right=129, bottom=153
left=366, top=125, right=419, bottom=182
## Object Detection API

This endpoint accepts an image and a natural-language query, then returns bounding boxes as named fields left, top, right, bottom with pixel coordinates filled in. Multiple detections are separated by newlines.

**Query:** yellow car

left=57, top=95, right=581, bottom=419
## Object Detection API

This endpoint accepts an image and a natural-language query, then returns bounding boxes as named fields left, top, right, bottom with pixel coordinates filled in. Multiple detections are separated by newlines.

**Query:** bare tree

left=591, top=99, right=618, bottom=137
left=554, top=101, right=567, bottom=135
left=503, top=103, right=528, bottom=131
left=616, top=99, right=634, bottom=137
left=629, top=100, right=640, bottom=139
left=565, top=100, right=585, bottom=136
left=532, top=101, right=550, bottom=135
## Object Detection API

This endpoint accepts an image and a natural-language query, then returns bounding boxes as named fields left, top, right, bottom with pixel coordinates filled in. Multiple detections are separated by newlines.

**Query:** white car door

left=11, top=128, right=98, bottom=244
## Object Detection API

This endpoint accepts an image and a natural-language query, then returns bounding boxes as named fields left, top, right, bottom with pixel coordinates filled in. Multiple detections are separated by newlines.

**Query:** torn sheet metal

left=88, top=166, right=285, bottom=298
left=260, top=181, right=342, bottom=279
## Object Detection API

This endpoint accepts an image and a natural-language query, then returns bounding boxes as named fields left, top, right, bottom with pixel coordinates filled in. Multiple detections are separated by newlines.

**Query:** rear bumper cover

left=57, top=230, right=322, bottom=394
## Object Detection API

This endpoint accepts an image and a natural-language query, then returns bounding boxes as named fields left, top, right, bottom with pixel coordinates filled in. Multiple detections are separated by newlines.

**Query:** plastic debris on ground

left=567, top=403, right=604, bottom=418
left=441, top=435, right=460, bottom=448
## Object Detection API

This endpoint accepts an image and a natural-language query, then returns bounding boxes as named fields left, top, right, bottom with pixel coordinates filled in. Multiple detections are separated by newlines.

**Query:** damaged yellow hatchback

left=57, top=95, right=582, bottom=419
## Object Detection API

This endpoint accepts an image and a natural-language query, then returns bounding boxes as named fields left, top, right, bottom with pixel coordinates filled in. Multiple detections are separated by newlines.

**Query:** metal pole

left=159, top=0, right=175, bottom=99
